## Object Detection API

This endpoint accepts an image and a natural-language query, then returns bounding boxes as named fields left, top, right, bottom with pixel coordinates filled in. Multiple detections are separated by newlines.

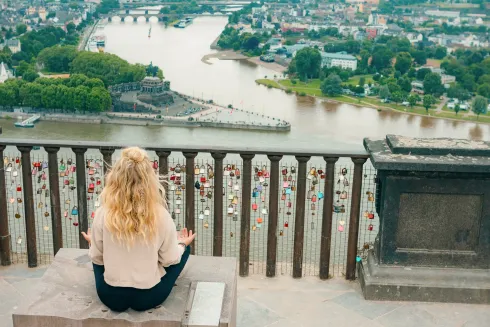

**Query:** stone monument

left=359, top=135, right=490, bottom=304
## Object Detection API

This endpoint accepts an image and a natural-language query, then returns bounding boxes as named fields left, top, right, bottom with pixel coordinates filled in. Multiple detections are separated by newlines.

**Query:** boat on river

left=174, top=17, right=193, bottom=28
left=14, top=115, right=40, bottom=128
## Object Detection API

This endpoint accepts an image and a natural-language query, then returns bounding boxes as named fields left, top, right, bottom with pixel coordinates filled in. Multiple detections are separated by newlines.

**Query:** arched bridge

left=100, top=9, right=228, bottom=22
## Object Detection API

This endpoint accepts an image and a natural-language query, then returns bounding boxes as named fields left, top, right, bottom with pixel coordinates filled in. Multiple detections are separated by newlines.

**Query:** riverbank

left=0, top=104, right=291, bottom=132
left=256, top=78, right=490, bottom=125
left=201, top=50, right=287, bottom=73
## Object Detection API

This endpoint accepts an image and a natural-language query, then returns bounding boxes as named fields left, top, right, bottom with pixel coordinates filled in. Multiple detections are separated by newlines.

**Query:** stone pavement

left=1, top=264, right=489, bottom=327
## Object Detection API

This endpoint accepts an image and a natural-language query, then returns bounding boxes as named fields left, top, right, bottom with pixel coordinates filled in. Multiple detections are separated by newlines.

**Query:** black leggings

left=92, top=246, right=190, bottom=312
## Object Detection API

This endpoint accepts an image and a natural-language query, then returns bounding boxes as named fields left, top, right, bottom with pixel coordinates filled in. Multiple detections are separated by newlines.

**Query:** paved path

left=435, top=96, right=448, bottom=113
left=1, top=264, right=489, bottom=327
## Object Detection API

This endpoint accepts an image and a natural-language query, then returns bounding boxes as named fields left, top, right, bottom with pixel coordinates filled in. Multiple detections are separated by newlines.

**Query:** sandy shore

left=201, top=50, right=287, bottom=73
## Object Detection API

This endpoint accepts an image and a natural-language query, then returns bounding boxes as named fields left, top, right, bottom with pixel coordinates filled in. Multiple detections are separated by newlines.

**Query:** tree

left=267, top=14, right=272, bottom=22
left=320, top=74, right=342, bottom=96
left=412, top=50, right=427, bottom=65
left=66, top=22, right=76, bottom=35
left=37, top=46, right=77, bottom=73
left=454, top=103, right=460, bottom=116
left=371, top=46, right=394, bottom=71
left=379, top=85, right=391, bottom=100
left=16, top=24, right=27, bottom=35
left=462, top=73, right=476, bottom=92
left=407, top=67, right=417, bottom=78
left=472, top=95, right=488, bottom=119
left=408, top=94, right=418, bottom=108
left=391, top=91, right=403, bottom=105
left=293, top=47, right=322, bottom=80
left=394, top=52, right=412, bottom=75
left=477, top=84, right=490, bottom=98
left=359, top=76, right=366, bottom=86
left=434, top=46, right=447, bottom=60
left=423, top=72, right=443, bottom=96
left=423, top=95, right=435, bottom=113
left=416, top=68, right=431, bottom=81
left=23, top=70, right=38, bottom=82
left=397, top=75, right=412, bottom=93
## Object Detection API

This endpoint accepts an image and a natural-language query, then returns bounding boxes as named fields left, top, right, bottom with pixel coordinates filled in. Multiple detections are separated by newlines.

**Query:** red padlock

left=64, top=179, right=69, bottom=185
left=16, top=185, right=22, bottom=192
left=170, top=174, right=176, bottom=181
left=284, top=221, right=289, bottom=228
left=15, top=157, right=20, bottom=164
left=368, top=224, right=374, bottom=231
left=320, top=174, right=326, bottom=179
left=200, top=176, right=206, bottom=183
left=88, top=183, right=95, bottom=193
left=91, top=212, right=95, bottom=218
left=42, top=183, right=46, bottom=190
left=252, top=203, right=258, bottom=211
left=96, top=179, right=101, bottom=185
left=368, top=212, right=375, bottom=219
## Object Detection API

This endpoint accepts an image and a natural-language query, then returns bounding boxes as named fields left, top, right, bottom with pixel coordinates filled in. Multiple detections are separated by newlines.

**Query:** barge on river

left=174, top=17, right=193, bottom=28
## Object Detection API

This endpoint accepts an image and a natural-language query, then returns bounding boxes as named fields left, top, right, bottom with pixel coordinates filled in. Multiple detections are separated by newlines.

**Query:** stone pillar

left=359, top=135, right=490, bottom=304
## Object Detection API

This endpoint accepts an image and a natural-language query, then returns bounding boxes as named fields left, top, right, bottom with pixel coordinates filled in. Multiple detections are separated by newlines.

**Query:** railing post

left=73, top=148, right=89, bottom=249
left=211, top=152, right=226, bottom=257
left=293, top=156, right=310, bottom=278
left=319, top=157, right=338, bottom=280
left=346, top=157, right=367, bottom=280
left=100, top=148, right=115, bottom=176
left=0, top=145, right=11, bottom=266
left=239, top=153, right=254, bottom=277
left=17, top=146, right=37, bottom=268
left=183, top=152, right=197, bottom=255
left=266, top=155, right=282, bottom=277
left=156, top=151, right=171, bottom=201
left=45, top=147, right=62, bottom=256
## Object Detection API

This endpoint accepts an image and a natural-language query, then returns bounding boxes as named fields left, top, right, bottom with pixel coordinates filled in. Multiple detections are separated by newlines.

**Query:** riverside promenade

left=0, top=264, right=489, bottom=327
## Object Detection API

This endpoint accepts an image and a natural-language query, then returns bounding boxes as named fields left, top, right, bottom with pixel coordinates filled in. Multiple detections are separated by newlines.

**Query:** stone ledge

left=12, top=248, right=237, bottom=327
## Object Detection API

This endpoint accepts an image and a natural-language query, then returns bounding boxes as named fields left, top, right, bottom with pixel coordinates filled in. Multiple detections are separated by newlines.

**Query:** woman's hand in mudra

left=178, top=228, right=196, bottom=246
left=81, top=228, right=91, bottom=246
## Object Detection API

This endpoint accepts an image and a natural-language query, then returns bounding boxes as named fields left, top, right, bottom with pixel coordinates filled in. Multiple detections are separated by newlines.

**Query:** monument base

left=358, top=250, right=490, bottom=304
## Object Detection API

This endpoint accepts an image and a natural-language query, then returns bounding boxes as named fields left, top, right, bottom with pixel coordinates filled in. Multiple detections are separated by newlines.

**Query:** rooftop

left=1, top=264, right=489, bottom=327
left=321, top=51, right=357, bottom=61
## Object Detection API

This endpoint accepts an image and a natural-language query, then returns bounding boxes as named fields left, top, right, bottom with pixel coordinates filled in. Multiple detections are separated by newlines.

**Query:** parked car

left=402, top=101, right=409, bottom=106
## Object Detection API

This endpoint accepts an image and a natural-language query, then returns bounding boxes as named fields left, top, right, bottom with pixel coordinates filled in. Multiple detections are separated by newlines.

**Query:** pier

left=14, top=114, right=40, bottom=128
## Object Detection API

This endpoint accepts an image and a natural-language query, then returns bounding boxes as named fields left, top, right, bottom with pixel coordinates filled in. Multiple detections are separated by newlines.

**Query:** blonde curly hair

left=100, top=147, right=166, bottom=247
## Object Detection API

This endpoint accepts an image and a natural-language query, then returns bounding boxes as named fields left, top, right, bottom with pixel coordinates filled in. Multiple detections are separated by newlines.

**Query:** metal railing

left=0, top=139, right=378, bottom=280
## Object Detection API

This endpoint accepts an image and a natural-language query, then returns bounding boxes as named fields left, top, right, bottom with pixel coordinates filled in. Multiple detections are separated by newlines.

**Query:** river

left=1, top=16, right=489, bottom=151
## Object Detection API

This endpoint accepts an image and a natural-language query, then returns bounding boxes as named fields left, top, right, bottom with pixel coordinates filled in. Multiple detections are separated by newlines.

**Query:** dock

left=14, top=115, right=40, bottom=128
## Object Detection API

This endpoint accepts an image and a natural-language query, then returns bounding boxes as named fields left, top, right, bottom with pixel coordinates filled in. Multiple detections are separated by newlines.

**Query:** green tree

left=423, top=72, right=443, bottom=96
left=397, top=75, right=412, bottom=93
left=359, top=76, right=365, bottom=86
left=423, top=94, right=435, bottom=113
left=412, top=50, right=427, bottom=65
left=267, top=14, right=272, bottom=22
left=371, top=46, right=393, bottom=71
left=407, top=94, right=418, bottom=108
left=66, top=22, right=76, bottom=35
left=37, top=46, right=77, bottom=73
left=472, top=95, right=488, bottom=119
left=320, top=74, right=342, bottom=96
left=434, top=46, right=447, bottom=60
left=293, top=47, right=322, bottom=80
left=454, top=103, right=460, bottom=116
left=379, top=84, right=391, bottom=100
left=16, top=24, right=27, bottom=35
left=477, top=83, right=490, bottom=98
left=416, top=68, right=431, bottom=81
left=391, top=91, right=403, bottom=105
left=23, top=70, right=38, bottom=82
left=394, top=52, right=412, bottom=75
left=461, top=73, right=476, bottom=92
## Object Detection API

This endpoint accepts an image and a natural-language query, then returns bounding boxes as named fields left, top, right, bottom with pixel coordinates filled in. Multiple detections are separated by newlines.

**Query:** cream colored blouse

left=89, top=205, right=185, bottom=289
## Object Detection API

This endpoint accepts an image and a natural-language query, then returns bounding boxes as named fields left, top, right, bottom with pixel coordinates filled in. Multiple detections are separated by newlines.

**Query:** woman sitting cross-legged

left=82, top=147, right=195, bottom=312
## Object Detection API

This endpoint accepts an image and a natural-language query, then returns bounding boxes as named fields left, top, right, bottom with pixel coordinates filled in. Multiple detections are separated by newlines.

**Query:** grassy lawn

left=345, top=74, right=374, bottom=86
left=256, top=79, right=281, bottom=88
left=279, top=79, right=321, bottom=89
